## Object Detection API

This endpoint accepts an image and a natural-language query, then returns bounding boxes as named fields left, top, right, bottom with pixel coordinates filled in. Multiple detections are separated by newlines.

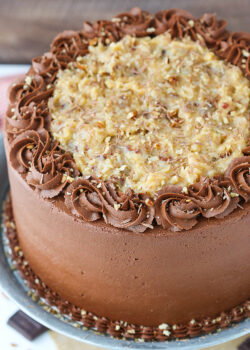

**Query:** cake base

left=3, top=195, right=250, bottom=342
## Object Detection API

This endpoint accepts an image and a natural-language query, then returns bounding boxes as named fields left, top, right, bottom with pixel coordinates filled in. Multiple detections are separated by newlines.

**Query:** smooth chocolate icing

left=3, top=177, right=250, bottom=339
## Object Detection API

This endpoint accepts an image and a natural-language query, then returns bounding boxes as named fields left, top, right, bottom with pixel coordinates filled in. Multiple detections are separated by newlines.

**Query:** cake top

left=50, top=33, right=249, bottom=195
left=6, top=8, right=250, bottom=232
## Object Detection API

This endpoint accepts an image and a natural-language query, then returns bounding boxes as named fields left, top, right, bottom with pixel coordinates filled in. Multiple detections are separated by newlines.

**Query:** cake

left=3, top=8, right=250, bottom=341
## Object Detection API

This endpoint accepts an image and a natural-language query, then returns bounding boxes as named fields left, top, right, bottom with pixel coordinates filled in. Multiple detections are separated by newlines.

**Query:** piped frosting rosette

left=9, top=129, right=79, bottom=198
left=65, top=177, right=154, bottom=232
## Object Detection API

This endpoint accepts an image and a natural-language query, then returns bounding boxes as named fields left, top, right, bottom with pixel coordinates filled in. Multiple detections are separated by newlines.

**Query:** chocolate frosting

left=26, top=151, right=79, bottom=199
left=196, top=13, right=228, bottom=47
left=31, top=52, right=59, bottom=84
left=6, top=75, right=52, bottom=139
left=188, top=177, right=239, bottom=218
left=3, top=194, right=250, bottom=340
left=155, top=186, right=200, bottom=231
left=10, top=129, right=49, bottom=173
left=153, top=176, right=241, bottom=232
left=50, top=30, right=89, bottom=68
left=10, top=129, right=79, bottom=198
left=6, top=7, right=250, bottom=232
left=154, top=9, right=196, bottom=37
left=217, top=32, right=250, bottom=76
left=65, top=177, right=154, bottom=232
left=82, top=20, right=121, bottom=43
left=225, top=156, right=250, bottom=202
left=115, top=7, right=153, bottom=37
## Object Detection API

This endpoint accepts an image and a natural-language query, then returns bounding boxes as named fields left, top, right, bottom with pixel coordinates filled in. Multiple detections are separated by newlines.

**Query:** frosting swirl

left=9, top=129, right=50, bottom=173
left=82, top=20, right=121, bottom=43
left=7, top=75, right=52, bottom=137
left=155, top=186, right=200, bottom=231
left=195, top=13, right=229, bottom=48
left=154, top=9, right=195, bottom=38
left=26, top=145, right=79, bottom=199
left=225, top=156, right=250, bottom=202
left=154, top=176, right=241, bottom=231
left=216, top=32, right=250, bottom=78
left=188, top=177, right=239, bottom=218
left=30, top=52, right=60, bottom=84
left=9, top=128, right=79, bottom=198
left=50, top=30, right=89, bottom=68
left=115, top=7, right=153, bottom=37
left=65, top=177, right=154, bottom=232
left=102, top=185, right=155, bottom=233
left=65, top=177, right=103, bottom=221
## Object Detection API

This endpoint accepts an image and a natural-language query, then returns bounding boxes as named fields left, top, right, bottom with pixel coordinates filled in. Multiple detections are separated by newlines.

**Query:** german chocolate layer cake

left=3, top=8, right=250, bottom=341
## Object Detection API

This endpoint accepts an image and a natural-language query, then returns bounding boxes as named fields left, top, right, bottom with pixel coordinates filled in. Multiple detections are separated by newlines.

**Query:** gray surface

left=1, top=0, right=250, bottom=64
left=0, top=133, right=249, bottom=349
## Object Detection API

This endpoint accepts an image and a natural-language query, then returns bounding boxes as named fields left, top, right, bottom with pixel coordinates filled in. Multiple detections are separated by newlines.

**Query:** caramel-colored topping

left=50, top=34, right=249, bottom=195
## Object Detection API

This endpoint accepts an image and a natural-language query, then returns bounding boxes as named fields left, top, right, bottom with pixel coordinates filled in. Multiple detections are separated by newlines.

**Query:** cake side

left=4, top=146, right=250, bottom=328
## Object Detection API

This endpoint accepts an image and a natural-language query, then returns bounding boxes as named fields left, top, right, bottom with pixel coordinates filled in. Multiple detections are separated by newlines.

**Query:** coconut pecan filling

left=49, top=34, right=249, bottom=195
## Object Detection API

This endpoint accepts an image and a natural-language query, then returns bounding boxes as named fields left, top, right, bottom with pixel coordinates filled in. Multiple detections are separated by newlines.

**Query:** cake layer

left=6, top=153, right=250, bottom=327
